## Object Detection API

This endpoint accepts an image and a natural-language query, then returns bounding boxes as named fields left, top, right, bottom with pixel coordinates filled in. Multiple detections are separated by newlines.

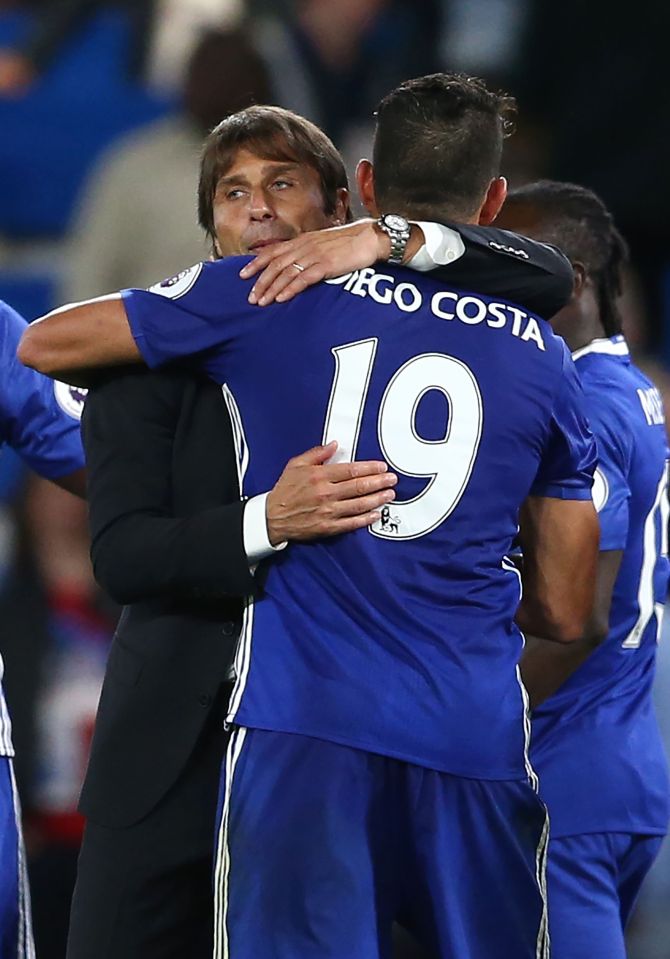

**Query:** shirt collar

left=571, top=334, right=630, bottom=362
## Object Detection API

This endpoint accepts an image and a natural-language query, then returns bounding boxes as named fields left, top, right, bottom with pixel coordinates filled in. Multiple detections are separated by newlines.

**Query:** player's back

left=531, top=336, right=670, bottom=837
left=124, top=258, right=595, bottom=780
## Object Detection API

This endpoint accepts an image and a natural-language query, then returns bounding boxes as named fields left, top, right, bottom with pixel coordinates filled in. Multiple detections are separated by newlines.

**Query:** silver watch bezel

left=378, top=213, right=411, bottom=265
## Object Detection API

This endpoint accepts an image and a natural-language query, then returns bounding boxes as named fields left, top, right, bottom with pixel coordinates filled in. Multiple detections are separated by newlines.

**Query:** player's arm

left=84, top=369, right=397, bottom=604
left=520, top=550, right=622, bottom=708
left=20, top=257, right=264, bottom=381
left=521, top=393, right=633, bottom=707
left=0, top=301, right=87, bottom=495
left=239, top=218, right=573, bottom=316
left=53, top=467, right=86, bottom=498
left=516, top=344, right=601, bottom=643
left=515, top=496, right=600, bottom=643
left=18, top=294, right=139, bottom=381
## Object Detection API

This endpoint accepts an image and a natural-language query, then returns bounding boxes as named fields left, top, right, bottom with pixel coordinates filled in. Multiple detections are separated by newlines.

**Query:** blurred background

left=0, top=1, right=667, bottom=956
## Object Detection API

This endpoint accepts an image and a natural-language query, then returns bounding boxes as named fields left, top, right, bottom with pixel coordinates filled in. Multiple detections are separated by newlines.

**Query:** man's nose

left=249, top=189, right=274, bottom=220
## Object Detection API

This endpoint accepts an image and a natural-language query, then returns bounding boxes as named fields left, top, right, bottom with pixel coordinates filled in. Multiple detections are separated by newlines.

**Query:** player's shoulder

left=574, top=341, right=655, bottom=452
left=146, top=257, right=252, bottom=302
left=0, top=298, right=27, bottom=340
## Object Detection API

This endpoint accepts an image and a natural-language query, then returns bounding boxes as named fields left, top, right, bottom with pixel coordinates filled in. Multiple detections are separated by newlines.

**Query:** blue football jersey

left=0, top=301, right=85, bottom=480
left=123, top=257, right=596, bottom=780
left=531, top=335, right=670, bottom=836
left=0, top=300, right=85, bottom=757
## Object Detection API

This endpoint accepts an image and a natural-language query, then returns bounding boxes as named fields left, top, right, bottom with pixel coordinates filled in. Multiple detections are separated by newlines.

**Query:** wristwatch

left=377, top=214, right=412, bottom=265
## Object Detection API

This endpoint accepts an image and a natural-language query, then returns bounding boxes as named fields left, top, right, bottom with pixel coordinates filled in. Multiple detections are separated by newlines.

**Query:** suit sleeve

left=415, top=222, right=574, bottom=320
left=81, top=367, right=257, bottom=605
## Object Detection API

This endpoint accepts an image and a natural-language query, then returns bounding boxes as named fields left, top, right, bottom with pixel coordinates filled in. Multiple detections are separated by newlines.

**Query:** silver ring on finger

left=292, top=261, right=306, bottom=273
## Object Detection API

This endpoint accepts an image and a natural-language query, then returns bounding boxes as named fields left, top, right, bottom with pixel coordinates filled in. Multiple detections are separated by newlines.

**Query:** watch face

left=383, top=214, right=410, bottom=233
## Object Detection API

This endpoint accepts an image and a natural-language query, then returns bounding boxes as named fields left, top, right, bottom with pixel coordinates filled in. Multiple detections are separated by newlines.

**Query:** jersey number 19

left=323, top=338, right=483, bottom=541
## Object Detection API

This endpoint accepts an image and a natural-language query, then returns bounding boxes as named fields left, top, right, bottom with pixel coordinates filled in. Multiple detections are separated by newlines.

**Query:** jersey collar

left=571, top=334, right=630, bottom=362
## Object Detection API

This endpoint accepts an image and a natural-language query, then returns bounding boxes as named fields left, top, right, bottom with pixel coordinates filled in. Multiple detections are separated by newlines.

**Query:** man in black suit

left=64, top=109, right=399, bottom=959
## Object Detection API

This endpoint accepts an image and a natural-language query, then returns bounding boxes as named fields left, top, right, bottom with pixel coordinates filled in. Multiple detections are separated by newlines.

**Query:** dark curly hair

left=505, top=181, right=628, bottom=336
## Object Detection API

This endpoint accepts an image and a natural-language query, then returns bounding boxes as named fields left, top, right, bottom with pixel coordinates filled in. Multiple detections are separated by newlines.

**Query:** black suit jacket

left=79, top=366, right=257, bottom=828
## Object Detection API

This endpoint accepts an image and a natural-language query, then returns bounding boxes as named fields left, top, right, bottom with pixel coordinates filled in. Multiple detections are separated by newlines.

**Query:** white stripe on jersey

left=8, top=759, right=35, bottom=959
left=516, top=663, right=539, bottom=793
left=214, top=727, right=247, bottom=959
left=535, top=809, right=550, bottom=959
left=0, top=670, right=15, bottom=757
left=502, top=554, right=540, bottom=792
left=227, top=598, right=254, bottom=722
left=221, top=384, right=249, bottom=485
left=220, top=384, right=256, bottom=722
left=571, top=336, right=629, bottom=361
left=623, top=466, right=668, bottom=648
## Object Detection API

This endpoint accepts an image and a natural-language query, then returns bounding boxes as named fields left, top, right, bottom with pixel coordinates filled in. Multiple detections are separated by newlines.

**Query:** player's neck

left=563, top=315, right=607, bottom=354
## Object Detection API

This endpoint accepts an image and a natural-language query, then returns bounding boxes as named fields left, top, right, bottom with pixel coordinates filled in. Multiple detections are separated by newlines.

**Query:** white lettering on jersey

left=323, top=340, right=483, bottom=540
left=54, top=381, right=87, bottom=420
left=325, top=271, right=546, bottom=351
left=637, top=387, right=665, bottom=426
left=622, top=465, right=669, bottom=648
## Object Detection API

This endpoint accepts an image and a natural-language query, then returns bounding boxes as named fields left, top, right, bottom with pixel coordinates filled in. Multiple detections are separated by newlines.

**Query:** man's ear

left=571, top=261, right=587, bottom=298
left=212, top=235, right=223, bottom=259
left=478, top=176, right=508, bottom=225
left=356, top=159, right=379, bottom=216
left=331, top=187, right=350, bottom=225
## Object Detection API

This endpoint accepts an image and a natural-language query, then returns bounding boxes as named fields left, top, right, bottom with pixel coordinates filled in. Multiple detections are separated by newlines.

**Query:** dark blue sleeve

left=0, top=301, right=85, bottom=479
left=123, top=258, right=260, bottom=370
left=581, top=386, right=632, bottom=550
left=531, top=343, right=598, bottom=500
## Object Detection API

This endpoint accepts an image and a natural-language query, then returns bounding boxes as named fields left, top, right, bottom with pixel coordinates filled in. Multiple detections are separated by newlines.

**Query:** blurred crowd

left=0, top=2, right=667, bottom=957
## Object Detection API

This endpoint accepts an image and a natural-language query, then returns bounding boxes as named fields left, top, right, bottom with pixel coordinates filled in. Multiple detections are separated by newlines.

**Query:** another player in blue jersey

left=496, top=182, right=670, bottom=959
left=19, top=75, right=601, bottom=959
left=0, top=298, right=85, bottom=959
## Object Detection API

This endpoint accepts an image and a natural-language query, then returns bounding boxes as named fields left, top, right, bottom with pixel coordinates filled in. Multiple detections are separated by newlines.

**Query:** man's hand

left=239, top=220, right=424, bottom=306
left=266, top=441, right=398, bottom=543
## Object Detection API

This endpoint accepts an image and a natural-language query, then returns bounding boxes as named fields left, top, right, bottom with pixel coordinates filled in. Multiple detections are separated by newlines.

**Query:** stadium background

left=0, top=1, right=667, bottom=955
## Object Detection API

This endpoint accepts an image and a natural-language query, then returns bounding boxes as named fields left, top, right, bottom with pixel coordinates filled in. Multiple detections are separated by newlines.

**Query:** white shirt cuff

left=406, top=221, right=466, bottom=271
left=243, top=493, right=287, bottom=567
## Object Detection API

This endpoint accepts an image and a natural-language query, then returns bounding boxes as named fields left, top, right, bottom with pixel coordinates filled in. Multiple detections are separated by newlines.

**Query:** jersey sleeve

left=531, top=343, right=598, bottom=500
left=122, top=258, right=259, bottom=369
left=0, top=301, right=85, bottom=479
left=413, top=221, right=574, bottom=320
left=580, top=385, right=632, bottom=550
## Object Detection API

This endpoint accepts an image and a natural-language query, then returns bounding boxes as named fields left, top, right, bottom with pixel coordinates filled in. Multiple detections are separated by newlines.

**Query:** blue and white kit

left=0, top=300, right=85, bottom=959
left=531, top=334, right=670, bottom=959
left=123, top=240, right=596, bottom=958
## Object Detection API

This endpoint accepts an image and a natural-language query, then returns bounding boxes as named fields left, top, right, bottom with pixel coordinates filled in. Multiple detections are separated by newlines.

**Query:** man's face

left=212, top=148, right=339, bottom=256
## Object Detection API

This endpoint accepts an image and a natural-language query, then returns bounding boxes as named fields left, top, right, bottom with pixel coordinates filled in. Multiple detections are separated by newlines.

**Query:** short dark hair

left=505, top=181, right=629, bottom=337
left=372, top=73, right=516, bottom=220
left=198, top=105, right=351, bottom=248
